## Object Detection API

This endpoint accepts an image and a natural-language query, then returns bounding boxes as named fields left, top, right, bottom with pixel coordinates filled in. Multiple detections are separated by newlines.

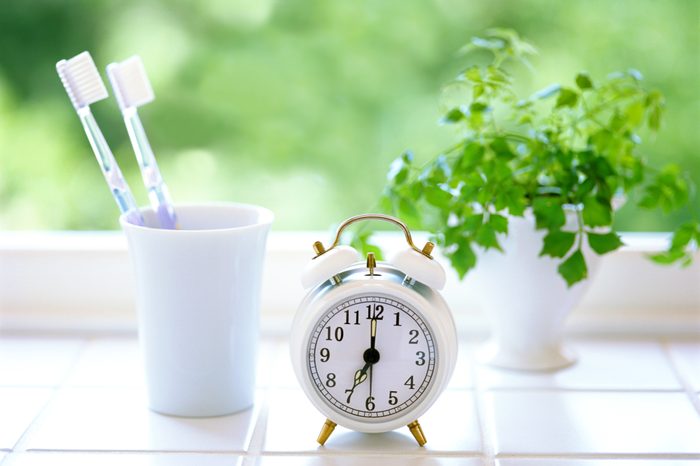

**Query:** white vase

left=473, top=210, right=601, bottom=371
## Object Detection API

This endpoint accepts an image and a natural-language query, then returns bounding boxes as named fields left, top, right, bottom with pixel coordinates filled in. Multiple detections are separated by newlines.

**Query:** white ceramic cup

left=120, top=203, right=273, bottom=417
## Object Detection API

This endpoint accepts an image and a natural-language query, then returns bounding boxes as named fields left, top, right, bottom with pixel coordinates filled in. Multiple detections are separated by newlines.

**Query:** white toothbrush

left=56, top=51, right=145, bottom=226
left=106, top=56, right=178, bottom=229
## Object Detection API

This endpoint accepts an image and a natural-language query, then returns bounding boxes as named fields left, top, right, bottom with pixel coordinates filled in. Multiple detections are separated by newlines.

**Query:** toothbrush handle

left=125, top=110, right=178, bottom=229
left=78, top=108, right=145, bottom=226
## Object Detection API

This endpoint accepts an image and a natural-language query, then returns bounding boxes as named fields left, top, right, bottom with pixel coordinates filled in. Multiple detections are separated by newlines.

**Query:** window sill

left=0, top=231, right=698, bottom=335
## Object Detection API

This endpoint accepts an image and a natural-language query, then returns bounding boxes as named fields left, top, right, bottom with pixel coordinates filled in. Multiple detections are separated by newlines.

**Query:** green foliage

left=0, top=2, right=698, bottom=232
left=376, top=29, right=698, bottom=286
left=650, top=222, right=700, bottom=267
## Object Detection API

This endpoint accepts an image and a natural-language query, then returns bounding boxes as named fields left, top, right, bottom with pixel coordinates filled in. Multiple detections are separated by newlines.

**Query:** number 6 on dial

left=290, top=214, right=458, bottom=447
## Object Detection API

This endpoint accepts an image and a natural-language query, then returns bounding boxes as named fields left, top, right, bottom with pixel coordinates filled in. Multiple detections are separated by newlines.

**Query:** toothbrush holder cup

left=121, top=202, right=273, bottom=417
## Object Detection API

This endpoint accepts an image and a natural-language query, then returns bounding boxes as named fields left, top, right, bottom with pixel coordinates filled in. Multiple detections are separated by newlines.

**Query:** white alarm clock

left=290, top=213, right=458, bottom=446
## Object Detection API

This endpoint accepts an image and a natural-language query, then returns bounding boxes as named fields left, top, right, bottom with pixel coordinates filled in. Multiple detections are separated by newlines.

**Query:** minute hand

left=370, top=318, right=377, bottom=350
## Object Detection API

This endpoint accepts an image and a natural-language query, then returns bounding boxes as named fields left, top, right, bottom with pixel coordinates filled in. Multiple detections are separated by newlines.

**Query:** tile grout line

left=661, top=338, right=700, bottom=417
left=241, top=389, right=270, bottom=466
left=495, top=452, right=700, bottom=460
left=10, top=337, right=91, bottom=454
left=24, top=449, right=247, bottom=455
left=0, top=450, right=9, bottom=466
left=469, top=345, right=496, bottom=466
left=480, top=387, right=685, bottom=393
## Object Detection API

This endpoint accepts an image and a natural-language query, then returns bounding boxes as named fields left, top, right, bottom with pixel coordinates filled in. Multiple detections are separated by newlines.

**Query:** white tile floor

left=0, top=335, right=698, bottom=466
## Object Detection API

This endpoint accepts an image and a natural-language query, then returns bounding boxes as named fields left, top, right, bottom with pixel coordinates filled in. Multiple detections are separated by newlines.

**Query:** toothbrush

left=106, top=56, right=178, bottom=229
left=56, top=51, right=145, bottom=226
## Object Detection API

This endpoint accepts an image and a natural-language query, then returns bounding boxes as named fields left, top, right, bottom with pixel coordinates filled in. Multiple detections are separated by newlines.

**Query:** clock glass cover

left=307, top=294, right=437, bottom=421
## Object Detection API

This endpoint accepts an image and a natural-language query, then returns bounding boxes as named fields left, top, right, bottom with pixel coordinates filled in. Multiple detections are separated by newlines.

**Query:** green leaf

left=386, top=151, right=413, bottom=185
left=649, top=249, right=686, bottom=265
left=475, top=223, right=501, bottom=251
left=645, top=90, right=664, bottom=131
left=442, top=107, right=465, bottom=124
left=448, top=242, right=477, bottom=279
left=540, top=230, right=577, bottom=258
left=582, top=197, right=612, bottom=227
left=575, top=72, right=593, bottom=90
left=638, top=164, right=689, bottom=213
left=423, top=185, right=452, bottom=209
left=397, top=198, right=420, bottom=226
left=463, top=213, right=484, bottom=231
left=498, top=186, right=527, bottom=216
left=463, top=66, right=482, bottom=82
left=670, top=222, right=698, bottom=250
left=532, top=197, right=566, bottom=231
left=489, top=214, right=508, bottom=233
left=490, top=137, right=515, bottom=160
left=593, top=156, right=615, bottom=178
left=421, top=154, right=451, bottom=184
left=556, top=87, right=579, bottom=108
left=459, top=142, right=485, bottom=170
left=379, top=190, right=394, bottom=214
left=558, top=249, right=588, bottom=287
left=625, top=101, right=645, bottom=127
left=470, top=102, right=488, bottom=113
left=587, top=232, right=623, bottom=255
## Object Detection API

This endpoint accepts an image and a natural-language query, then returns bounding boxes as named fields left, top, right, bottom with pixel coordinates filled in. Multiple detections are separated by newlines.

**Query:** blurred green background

left=0, top=0, right=697, bottom=230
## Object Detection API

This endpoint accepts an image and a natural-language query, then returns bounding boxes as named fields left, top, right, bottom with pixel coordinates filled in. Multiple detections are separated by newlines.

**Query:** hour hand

left=344, top=362, right=370, bottom=403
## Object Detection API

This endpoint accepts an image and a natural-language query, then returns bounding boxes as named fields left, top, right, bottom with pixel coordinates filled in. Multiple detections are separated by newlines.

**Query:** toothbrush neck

left=123, top=106, right=138, bottom=119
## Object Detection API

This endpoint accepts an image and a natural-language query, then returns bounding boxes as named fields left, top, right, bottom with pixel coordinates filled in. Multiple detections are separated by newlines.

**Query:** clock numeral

left=325, top=372, right=336, bottom=387
left=344, top=309, right=360, bottom=325
left=404, top=375, right=415, bottom=390
left=393, top=312, right=401, bottom=326
left=366, top=304, right=384, bottom=320
left=365, top=396, right=375, bottom=411
left=408, top=329, right=419, bottom=344
left=319, top=347, right=330, bottom=362
left=415, top=350, right=426, bottom=366
left=388, top=390, right=398, bottom=406
left=325, top=326, right=344, bottom=341
left=344, top=389, right=353, bottom=403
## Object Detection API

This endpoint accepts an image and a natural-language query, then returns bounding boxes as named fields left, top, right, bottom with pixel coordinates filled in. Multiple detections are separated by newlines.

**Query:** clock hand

left=345, top=362, right=370, bottom=403
left=347, top=315, right=381, bottom=404
left=368, top=316, right=376, bottom=401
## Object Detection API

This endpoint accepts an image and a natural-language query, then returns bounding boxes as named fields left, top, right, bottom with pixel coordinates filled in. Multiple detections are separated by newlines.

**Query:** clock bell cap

left=301, top=245, right=360, bottom=289
left=390, top=247, right=446, bottom=290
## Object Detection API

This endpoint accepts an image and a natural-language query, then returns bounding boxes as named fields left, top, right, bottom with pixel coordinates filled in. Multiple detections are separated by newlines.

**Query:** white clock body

left=290, top=263, right=457, bottom=434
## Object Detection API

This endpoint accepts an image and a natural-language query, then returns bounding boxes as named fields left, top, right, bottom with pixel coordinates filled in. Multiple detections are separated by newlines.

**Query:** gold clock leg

left=407, top=419, right=427, bottom=446
left=317, top=418, right=337, bottom=445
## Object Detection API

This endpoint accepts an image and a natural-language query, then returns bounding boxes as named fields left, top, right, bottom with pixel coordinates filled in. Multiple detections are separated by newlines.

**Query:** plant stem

left=576, top=207, right=585, bottom=250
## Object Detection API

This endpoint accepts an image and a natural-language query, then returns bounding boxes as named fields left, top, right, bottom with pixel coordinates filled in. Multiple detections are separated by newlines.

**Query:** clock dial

left=307, top=294, right=436, bottom=420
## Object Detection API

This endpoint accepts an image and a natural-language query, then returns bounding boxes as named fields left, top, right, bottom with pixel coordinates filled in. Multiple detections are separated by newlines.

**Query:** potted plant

left=360, top=29, right=699, bottom=370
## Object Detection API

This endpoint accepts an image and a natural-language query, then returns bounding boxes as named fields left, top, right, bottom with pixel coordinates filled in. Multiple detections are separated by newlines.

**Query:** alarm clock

left=290, top=213, right=458, bottom=446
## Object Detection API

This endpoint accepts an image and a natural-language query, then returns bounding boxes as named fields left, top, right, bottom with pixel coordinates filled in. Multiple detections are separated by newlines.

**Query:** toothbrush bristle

left=56, top=51, right=108, bottom=109
left=110, top=56, right=154, bottom=108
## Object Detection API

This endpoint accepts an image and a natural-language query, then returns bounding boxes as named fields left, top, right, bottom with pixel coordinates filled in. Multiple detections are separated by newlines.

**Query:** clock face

left=307, top=294, right=437, bottom=421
